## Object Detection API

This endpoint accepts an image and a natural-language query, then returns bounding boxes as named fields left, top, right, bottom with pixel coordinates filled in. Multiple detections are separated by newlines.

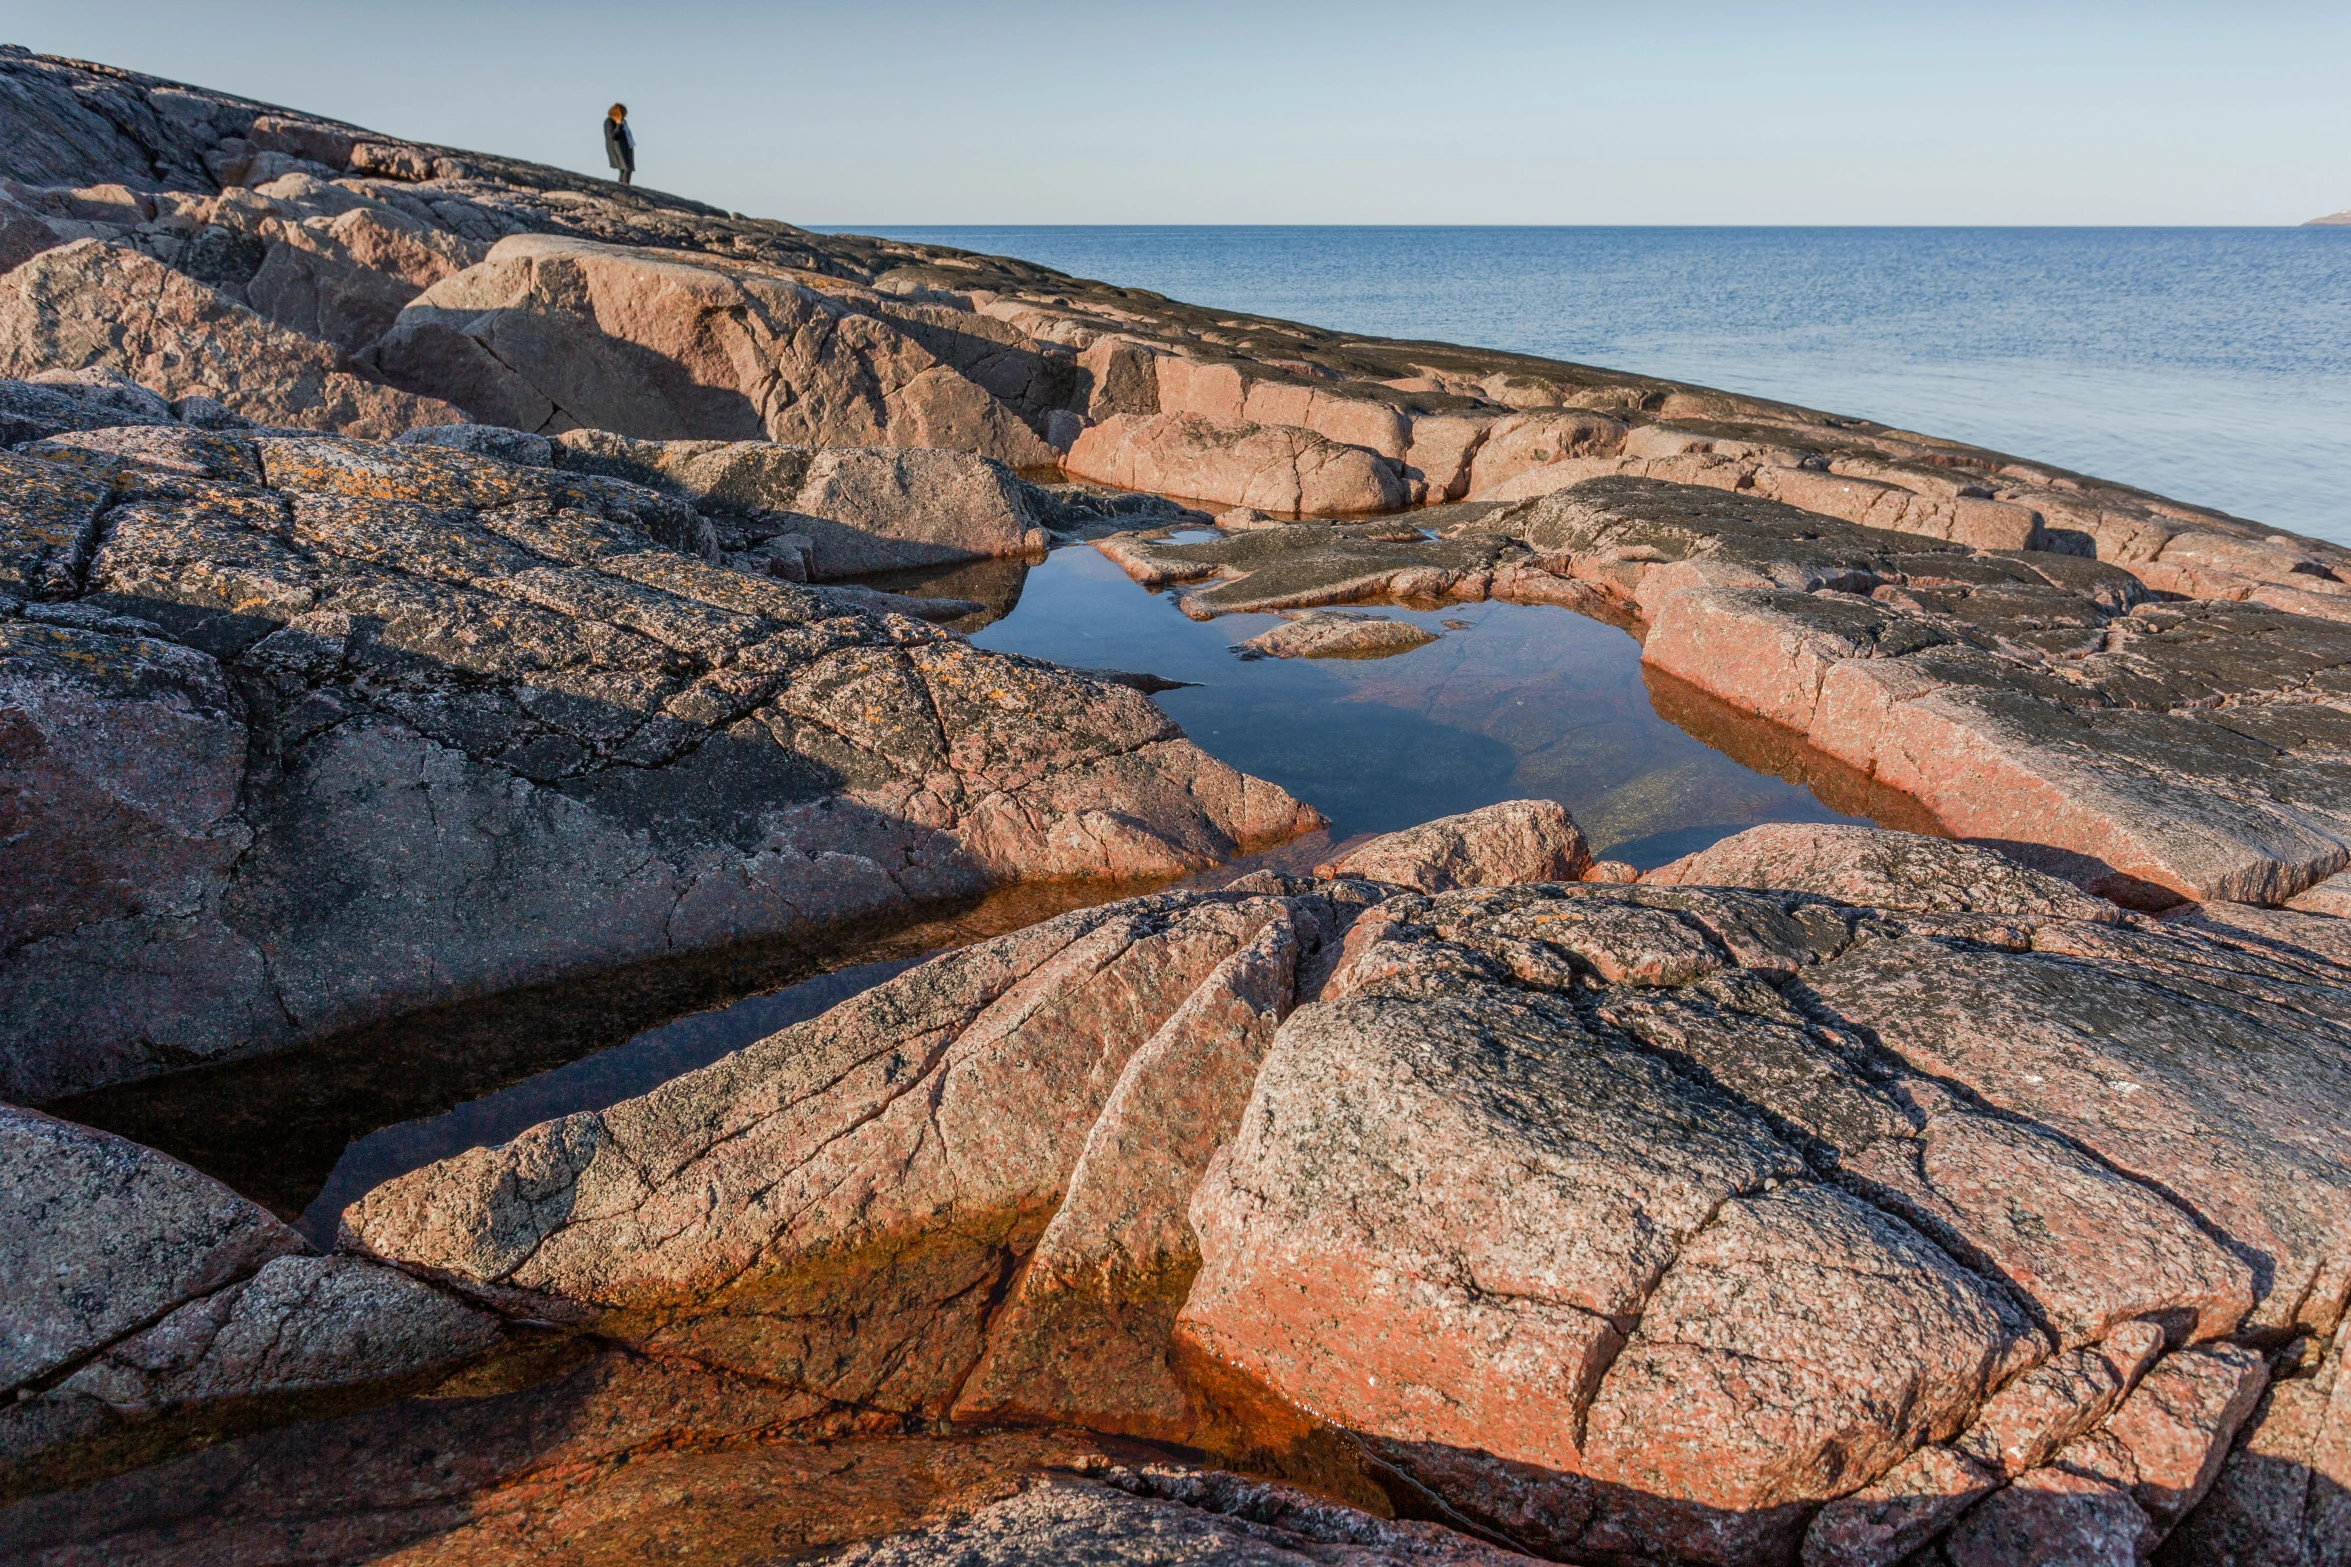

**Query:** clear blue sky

left=8, top=1, right=2346, bottom=225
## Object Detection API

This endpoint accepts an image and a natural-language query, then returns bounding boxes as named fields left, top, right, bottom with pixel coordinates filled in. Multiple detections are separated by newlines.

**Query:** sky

left=6, top=1, right=2347, bottom=226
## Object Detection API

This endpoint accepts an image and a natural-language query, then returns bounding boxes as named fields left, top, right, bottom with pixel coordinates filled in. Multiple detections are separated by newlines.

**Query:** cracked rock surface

left=298, top=815, right=2351, bottom=1566
left=0, top=1106, right=496, bottom=1492
left=0, top=383, right=1317, bottom=1102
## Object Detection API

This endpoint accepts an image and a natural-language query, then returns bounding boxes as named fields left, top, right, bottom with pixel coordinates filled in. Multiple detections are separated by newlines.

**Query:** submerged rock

left=1239, top=609, right=1438, bottom=660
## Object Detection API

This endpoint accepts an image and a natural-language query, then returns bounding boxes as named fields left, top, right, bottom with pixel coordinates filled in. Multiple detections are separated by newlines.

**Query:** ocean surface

left=842, top=226, right=2351, bottom=546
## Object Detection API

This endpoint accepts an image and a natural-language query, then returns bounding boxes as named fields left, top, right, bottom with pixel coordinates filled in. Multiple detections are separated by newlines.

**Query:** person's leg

left=619, top=167, right=632, bottom=186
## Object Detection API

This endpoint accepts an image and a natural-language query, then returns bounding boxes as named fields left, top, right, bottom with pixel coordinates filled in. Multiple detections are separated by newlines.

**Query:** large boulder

left=1065, top=411, right=1407, bottom=517
left=234, top=176, right=485, bottom=353
left=0, top=240, right=463, bottom=436
left=368, top=233, right=1056, bottom=468
left=1319, top=797, right=1593, bottom=891
left=0, top=413, right=1319, bottom=1100
left=556, top=428, right=1049, bottom=579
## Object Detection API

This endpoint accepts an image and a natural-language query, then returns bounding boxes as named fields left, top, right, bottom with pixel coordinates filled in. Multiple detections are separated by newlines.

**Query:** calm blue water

left=967, top=544, right=1859, bottom=855
left=847, top=227, right=2351, bottom=545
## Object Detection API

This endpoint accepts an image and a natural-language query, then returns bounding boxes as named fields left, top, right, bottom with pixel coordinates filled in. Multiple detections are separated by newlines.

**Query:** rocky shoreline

left=3, top=46, right=2347, bottom=1567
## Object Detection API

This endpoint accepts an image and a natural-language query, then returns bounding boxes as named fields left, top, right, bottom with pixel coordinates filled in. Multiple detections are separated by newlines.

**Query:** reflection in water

left=290, top=955, right=925, bottom=1248
left=839, top=553, right=1035, bottom=633
left=1640, top=664, right=1950, bottom=839
left=956, top=545, right=1866, bottom=860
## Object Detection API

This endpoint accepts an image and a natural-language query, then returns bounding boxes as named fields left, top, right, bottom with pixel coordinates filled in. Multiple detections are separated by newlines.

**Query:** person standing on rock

left=604, top=103, right=635, bottom=186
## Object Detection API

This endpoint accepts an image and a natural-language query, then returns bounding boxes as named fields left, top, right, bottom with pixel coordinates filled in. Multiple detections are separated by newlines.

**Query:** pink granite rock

left=1463, top=409, right=1630, bottom=498
left=1952, top=1322, right=2167, bottom=1478
left=2061, top=1341, right=2271, bottom=1530
left=951, top=907, right=1321, bottom=1437
left=373, top=234, right=1053, bottom=467
left=1317, top=798, right=1593, bottom=892
left=1065, top=412, right=1406, bottom=516
left=342, top=892, right=1311, bottom=1414
left=1644, top=822, right=2118, bottom=921
left=0, top=241, right=462, bottom=436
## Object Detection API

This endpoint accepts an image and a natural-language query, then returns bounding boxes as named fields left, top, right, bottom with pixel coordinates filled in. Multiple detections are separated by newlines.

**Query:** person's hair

left=609, top=103, right=627, bottom=117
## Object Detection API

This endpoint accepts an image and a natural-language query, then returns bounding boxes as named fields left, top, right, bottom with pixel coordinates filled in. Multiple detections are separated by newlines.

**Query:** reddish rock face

left=1463, top=408, right=1631, bottom=498
left=12, top=825, right=2351, bottom=1563
left=341, top=890, right=1334, bottom=1415
left=2058, top=1342, right=2271, bottom=1530
left=0, top=241, right=463, bottom=436
left=373, top=234, right=1054, bottom=468
left=1801, top=927, right=2351, bottom=1341
left=1800, top=1443, right=2000, bottom=1567
left=952, top=907, right=1326, bottom=1437
left=556, top=428, right=1051, bottom=580
left=1319, top=797, right=1594, bottom=892
left=1066, top=411, right=1407, bottom=516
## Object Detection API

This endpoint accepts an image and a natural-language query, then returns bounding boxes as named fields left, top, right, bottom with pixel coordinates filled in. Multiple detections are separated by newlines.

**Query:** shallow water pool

left=967, top=543, right=1863, bottom=866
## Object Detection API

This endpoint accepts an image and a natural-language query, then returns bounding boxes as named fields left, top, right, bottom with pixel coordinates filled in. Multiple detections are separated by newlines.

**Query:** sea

left=841, top=226, right=2351, bottom=546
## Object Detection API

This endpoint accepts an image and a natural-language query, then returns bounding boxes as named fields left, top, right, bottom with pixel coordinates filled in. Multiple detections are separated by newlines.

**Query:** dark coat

left=604, top=117, right=634, bottom=171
